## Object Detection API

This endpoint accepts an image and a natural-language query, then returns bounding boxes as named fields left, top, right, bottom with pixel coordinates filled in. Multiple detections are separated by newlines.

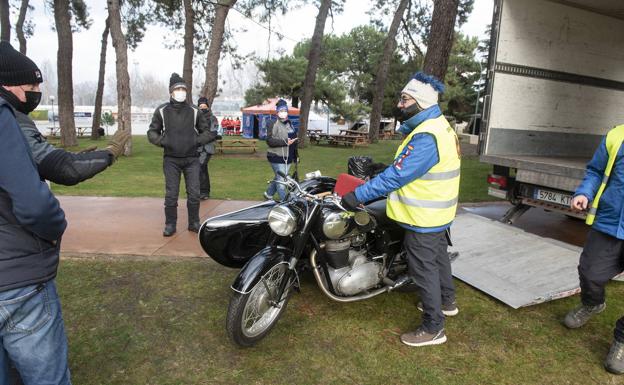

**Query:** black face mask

left=20, top=90, right=42, bottom=114
left=394, top=103, right=421, bottom=123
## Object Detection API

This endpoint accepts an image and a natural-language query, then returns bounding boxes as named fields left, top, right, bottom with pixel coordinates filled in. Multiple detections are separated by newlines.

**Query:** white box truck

left=480, top=0, right=624, bottom=222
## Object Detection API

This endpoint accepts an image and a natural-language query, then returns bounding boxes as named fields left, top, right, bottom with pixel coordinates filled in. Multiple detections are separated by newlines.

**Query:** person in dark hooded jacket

left=196, top=96, right=220, bottom=199
left=147, top=73, right=217, bottom=236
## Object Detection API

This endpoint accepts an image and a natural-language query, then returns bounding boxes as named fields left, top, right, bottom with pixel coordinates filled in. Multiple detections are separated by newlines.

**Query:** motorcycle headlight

left=268, top=205, right=298, bottom=236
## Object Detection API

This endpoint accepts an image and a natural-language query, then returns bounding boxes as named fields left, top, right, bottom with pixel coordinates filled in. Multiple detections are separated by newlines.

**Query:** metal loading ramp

left=449, top=213, right=582, bottom=308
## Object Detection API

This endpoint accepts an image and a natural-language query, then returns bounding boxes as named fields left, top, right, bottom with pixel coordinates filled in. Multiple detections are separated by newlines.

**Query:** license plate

left=535, top=189, right=572, bottom=206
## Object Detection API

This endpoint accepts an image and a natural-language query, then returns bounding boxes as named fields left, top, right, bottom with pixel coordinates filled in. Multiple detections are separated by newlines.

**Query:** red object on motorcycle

left=334, top=173, right=365, bottom=197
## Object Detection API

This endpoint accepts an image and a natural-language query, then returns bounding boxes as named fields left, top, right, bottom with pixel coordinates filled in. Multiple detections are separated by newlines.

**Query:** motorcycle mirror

left=353, top=210, right=371, bottom=226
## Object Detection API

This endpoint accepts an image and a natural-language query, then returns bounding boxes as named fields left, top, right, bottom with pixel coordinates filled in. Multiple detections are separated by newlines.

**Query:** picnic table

left=326, top=129, right=369, bottom=148
left=307, top=129, right=324, bottom=143
left=215, top=139, right=257, bottom=154
left=47, top=126, right=91, bottom=137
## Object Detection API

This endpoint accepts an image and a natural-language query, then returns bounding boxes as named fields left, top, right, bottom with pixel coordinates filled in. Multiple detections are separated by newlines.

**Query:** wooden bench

left=216, top=139, right=257, bottom=154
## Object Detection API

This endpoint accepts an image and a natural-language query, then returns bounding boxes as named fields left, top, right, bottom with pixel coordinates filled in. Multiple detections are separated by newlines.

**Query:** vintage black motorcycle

left=199, top=172, right=416, bottom=347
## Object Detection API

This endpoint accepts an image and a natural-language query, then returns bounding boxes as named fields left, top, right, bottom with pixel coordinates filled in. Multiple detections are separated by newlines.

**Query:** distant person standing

left=264, top=99, right=298, bottom=201
left=197, top=97, right=221, bottom=200
left=147, top=73, right=217, bottom=236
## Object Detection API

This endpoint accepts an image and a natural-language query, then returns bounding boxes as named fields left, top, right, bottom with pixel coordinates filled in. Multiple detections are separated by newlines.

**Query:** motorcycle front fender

left=231, top=246, right=293, bottom=295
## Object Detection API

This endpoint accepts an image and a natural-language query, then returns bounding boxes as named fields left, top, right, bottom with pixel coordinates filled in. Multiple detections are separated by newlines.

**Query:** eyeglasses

left=398, top=96, right=414, bottom=105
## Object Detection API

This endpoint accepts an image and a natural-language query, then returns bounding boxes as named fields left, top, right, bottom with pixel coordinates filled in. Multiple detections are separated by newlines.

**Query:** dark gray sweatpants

left=578, top=228, right=624, bottom=342
left=404, top=230, right=455, bottom=333
left=163, top=156, right=200, bottom=226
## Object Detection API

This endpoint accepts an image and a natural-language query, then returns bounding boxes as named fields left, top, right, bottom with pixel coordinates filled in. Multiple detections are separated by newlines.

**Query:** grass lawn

left=59, top=258, right=623, bottom=385
left=50, top=136, right=493, bottom=202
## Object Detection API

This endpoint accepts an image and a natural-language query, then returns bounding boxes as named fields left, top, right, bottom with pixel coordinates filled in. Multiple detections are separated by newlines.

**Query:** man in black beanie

left=147, top=73, right=217, bottom=236
left=0, top=41, right=72, bottom=384
left=0, top=41, right=131, bottom=188
left=197, top=96, right=220, bottom=199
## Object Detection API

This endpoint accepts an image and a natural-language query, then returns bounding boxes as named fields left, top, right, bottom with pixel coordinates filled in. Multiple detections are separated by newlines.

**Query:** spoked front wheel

left=226, top=262, right=294, bottom=347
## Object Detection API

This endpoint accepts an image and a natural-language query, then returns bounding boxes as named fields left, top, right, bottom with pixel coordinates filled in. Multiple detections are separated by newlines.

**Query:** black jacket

left=15, top=110, right=113, bottom=186
left=0, top=98, right=67, bottom=292
left=147, top=100, right=216, bottom=158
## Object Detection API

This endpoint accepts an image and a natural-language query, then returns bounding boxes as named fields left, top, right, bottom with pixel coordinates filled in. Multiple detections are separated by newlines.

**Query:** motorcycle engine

left=324, top=235, right=383, bottom=296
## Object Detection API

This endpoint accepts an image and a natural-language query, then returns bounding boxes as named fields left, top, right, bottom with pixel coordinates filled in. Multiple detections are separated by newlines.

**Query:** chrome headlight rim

left=268, top=205, right=298, bottom=236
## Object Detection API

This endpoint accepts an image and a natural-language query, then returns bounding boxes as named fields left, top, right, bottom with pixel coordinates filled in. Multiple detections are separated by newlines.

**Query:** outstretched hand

left=106, top=129, right=131, bottom=160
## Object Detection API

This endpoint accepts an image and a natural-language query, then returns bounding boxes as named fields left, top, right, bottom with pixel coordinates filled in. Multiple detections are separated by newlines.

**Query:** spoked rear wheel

left=226, top=262, right=294, bottom=347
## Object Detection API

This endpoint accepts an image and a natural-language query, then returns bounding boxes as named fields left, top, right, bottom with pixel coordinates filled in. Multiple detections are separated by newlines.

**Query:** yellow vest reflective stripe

left=586, top=124, right=624, bottom=225
left=386, top=115, right=461, bottom=228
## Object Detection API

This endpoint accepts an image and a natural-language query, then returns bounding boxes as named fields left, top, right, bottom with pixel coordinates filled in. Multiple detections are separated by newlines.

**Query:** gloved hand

left=77, top=145, right=98, bottom=154
left=216, top=135, right=223, bottom=140
left=106, top=129, right=131, bottom=160
left=341, top=192, right=362, bottom=211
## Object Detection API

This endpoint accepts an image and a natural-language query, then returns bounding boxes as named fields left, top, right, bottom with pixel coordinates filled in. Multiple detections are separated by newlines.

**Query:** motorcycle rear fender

left=231, top=246, right=293, bottom=295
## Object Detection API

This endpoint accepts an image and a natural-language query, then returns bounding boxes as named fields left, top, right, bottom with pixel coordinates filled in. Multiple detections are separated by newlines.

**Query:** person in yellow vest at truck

left=564, top=124, right=624, bottom=374
left=341, top=72, right=461, bottom=347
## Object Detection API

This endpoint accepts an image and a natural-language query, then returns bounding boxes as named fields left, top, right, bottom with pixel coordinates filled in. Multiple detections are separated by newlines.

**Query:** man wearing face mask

left=196, top=97, right=221, bottom=200
left=147, top=73, right=216, bottom=236
left=341, top=72, right=461, bottom=347
left=264, top=99, right=298, bottom=201
left=0, top=41, right=72, bottom=384
left=0, top=42, right=130, bottom=189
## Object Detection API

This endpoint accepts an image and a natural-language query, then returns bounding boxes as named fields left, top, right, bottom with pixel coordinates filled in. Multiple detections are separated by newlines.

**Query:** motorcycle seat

left=364, top=198, right=393, bottom=226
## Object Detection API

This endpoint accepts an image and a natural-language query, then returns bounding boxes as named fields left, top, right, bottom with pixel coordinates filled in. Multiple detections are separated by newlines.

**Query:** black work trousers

left=578, top=228, right=624, bottom=342
left=199, top=154, right=211, bottom=197
left=163, top=156, right=200, bottom=226
left=404, top=230, right=455, bottom=333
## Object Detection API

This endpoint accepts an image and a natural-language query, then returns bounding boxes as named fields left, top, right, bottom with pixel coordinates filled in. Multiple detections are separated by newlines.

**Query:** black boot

left=187, top=202, right=200, bottom=232
left=164, top=206, right=177, bottom=237
left=163, top=223, right=176, bottom=237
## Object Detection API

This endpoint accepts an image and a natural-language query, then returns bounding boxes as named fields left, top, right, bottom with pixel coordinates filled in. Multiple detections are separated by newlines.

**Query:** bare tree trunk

left=15, top=0, right=29, bottom=53
left=369, top=0, right=409, bottom=143
left=422, top=0, right=459, bottom=80
left=92, top=17, right=109, bottom=140
left=53, top=0, right=77, bottom=147
left=201, top=0, right=236, bottom=106
left=107, top=0, right=132, bottom=155
left=297, top=0, right=331, bottom=148
left=0, top=0, right=9, bottom=42
left=182, top=0, right=194, bottom=103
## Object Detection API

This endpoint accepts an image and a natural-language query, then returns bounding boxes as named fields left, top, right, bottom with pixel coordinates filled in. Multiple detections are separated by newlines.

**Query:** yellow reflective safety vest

left=586, top=124, right=624, bottom=225
left=386, top=115, right=461, bottom=228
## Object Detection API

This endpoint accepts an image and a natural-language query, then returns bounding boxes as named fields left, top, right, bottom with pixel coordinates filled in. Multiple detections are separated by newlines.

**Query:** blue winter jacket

left=575, top=137, right=624, bottom=240
left=354, top=105, right=450, bottom=233
left=0, top=97, right=67, bottom=291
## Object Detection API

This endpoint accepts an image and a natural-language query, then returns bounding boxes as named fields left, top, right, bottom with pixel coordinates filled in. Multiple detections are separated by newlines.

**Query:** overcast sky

left=20, top=0, right=494, bottom=84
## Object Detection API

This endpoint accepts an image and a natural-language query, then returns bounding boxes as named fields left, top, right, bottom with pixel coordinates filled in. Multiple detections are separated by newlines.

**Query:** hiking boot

left=417, top=301, right=459, bottom=317
left=605, top=340, right=624, bottom=375
left=563, top=303, right=606, bottom=329
left=200, top=194, right=210, bottom=200
left=163, top=224, right=176, bottom=237
left=400, top=326, right=447, bottom=347
left=188, top=222, right=200, bottom=233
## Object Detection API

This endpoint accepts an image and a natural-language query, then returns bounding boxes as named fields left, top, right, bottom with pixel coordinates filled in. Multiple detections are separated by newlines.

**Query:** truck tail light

left=487, top=174, right=508, bottom=189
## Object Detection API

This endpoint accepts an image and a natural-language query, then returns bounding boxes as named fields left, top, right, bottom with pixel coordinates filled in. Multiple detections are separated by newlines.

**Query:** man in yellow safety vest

left=564, top=124, right=624, bottom=374
left=341, top=72, right=461, bottom=347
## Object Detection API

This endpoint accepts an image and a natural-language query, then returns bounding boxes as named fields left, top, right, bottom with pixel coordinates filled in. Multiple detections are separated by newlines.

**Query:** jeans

left=163, top=156, right=201, bottom=225
left=404, top=230, right=455, bottom=333
left=0, top=280, right=71, bottom=385
left=266, top=162, right=290, bottom=201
